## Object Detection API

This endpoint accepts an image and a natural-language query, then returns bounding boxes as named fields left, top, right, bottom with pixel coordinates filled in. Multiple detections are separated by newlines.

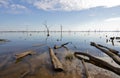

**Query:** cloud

left=0, top=0, right=28, bottom=14
left=105, top=17, right=120, bottom=22
left=24, top=0, right=120, bottom=11
left=0, top=0, right=9, bottom=8
left=10, top=4, right=27, bottom=10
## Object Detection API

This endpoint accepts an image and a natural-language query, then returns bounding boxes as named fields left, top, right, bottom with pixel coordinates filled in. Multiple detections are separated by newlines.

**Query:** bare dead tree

left=60, top=25, right=63, bottom=41
left=43, top=21, right=50, bottom=36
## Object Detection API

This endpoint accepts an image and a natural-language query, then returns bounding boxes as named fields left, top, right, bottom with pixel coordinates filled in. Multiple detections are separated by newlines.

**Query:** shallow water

left=0, top=31, right=120, bottom=55
left=0, top=31, right=120, bottom=78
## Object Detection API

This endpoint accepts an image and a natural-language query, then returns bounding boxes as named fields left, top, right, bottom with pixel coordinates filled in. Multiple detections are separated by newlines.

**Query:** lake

left=0, top=31, right=120, bottom=56
left=0, top=31, right=120, bottom=78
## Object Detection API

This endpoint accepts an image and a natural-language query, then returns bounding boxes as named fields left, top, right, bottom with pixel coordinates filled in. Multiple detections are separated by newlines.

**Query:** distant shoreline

left=0, top=31, right=120, bottom=32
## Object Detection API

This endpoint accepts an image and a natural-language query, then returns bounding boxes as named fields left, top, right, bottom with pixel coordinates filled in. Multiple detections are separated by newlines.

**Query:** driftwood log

left=54, top=42, right=71, bottom=50
left=15, top=50, right=35, bottom=59
left=81, top=59, right=91, bottom=78
left=74, top=52, right=120, bottom=75
left=97, top=44, right=119, bottom=56
left=49, top=48, right=64, bottom=71
left=91, top=42, right=120, bottom=65
left=90, top=42, right=120, bottom=65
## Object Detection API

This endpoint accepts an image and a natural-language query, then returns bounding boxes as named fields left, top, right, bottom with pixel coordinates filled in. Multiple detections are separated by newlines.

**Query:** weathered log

left=90, top=42, right=120, bottom=65
left=49, top=48, right=64, bottom=71
left=61, top=42, right=71, bottom=46
left=15, top=50, right=35, bottom=59
left=0, top=39, right=9, bottom=43
left=74, top=52, right=120, bottom=75
left=81, top=59, right=91, bottom=78
left=54, top=45, right=61, bottom=49
left=20, top=71, right=30, bottom=78
left=116, top=37, right=120, bottom=39
left=54, top=42, right=71, bottom=50
left=97, top=44, right=119, bottom=55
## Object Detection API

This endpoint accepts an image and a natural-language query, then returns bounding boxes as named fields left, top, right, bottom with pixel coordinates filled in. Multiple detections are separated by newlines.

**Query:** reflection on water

left=0, top=31, right=120, bottom=78
left=0, top=31, right=120, bottom=55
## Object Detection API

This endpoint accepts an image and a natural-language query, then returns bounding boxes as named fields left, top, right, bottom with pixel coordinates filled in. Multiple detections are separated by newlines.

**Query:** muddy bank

left=0, top=48, right=119, bottom=78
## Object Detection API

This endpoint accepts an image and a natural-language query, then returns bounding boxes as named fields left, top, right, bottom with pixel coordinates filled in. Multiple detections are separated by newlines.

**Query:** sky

left=0, top=0, right=120, bottom=31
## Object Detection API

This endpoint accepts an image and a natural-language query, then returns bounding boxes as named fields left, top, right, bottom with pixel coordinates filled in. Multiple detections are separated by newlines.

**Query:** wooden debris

left=0, top=39, right=9, bottom=43
left=97, top=44, right=119, bottom=55
left=49, top=48, right=64, bottom=71
left=116, top=37, right=120, bottom=39
left=15, top=50, right=35, bottom=59
left=20, top=71, right=30, bottom=78
left=81, top=59, right=91, bottom=78
left=54, top=42, right=71, bottom=50
left=90, top=42, right=120, bottom=65
left=74, top=52, right=120, bottom=75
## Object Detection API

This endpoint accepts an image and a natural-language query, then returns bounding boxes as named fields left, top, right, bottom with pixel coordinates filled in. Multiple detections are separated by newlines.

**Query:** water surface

left=0, top=31, right=120, bottom=56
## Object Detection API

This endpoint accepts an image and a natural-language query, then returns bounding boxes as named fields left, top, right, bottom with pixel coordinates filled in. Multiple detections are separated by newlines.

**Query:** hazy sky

left=0, top=0, right=120, bottom=31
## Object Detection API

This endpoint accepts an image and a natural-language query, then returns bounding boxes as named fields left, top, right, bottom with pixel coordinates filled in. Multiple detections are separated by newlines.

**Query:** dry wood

left=49, top=48, right=64, bottom=71
left=74, top=52, right=120, bottom=75
left=54, top=42, right=71, bottom=50
left=97, top=44, right=119, bottom=56
left=81, top=59, right=91, bottom=78
left=90, top=42, right=120, bottom=65
left=20, top=71, right=30, bottom=78
left=44, top=22, right=50, bottom=36
left=15, top=50, right=35, bottom=59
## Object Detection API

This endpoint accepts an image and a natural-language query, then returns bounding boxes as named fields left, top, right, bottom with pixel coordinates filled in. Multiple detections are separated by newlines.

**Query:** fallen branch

left=97, top=44, right=119, bottom=56
left=90, top=42, right=120, bottom=65
left=49, top=48, right=64, bottom=71
left=15, top=50, right=35, bottom=59
left=81, top=59, right=91, bottom=78
left=74, top=52, right=120, bottom=75
left=20, top=71, right=30, bottom=78
left=54, top=42, right=71, bottom=50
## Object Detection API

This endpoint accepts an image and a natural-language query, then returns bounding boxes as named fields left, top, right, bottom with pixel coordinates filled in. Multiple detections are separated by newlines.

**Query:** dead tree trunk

left=74, top=52, right=120, bottom=75
left=60, top=25, right=63, bottom=41
left=97, top=44, right=119, bottom=56
left=49, top=48, right=64, bottom=71
left=44, top=23, right=50, bottom=36
left=81, top=59, right=91, bottom=78
left=54, top=42, right=71, bottom=50
left=90, top=42, right=120, bottom=65
left=15, top=50, right=35, bottom=59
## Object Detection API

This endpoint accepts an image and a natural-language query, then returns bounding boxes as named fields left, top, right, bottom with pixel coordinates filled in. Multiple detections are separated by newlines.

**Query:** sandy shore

left=0, top=48, right=119, bottom=78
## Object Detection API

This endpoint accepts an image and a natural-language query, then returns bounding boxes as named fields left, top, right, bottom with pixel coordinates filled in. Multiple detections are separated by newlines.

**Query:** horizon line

left=0, top=30, right=120, bottom=32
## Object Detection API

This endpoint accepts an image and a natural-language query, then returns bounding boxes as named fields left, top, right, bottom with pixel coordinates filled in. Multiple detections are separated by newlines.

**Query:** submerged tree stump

left=49, top=48, right=64, bottom=71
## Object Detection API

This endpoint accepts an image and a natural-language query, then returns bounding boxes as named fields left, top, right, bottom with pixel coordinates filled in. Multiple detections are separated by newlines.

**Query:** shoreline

left=0, top=49, right=119, bottom=78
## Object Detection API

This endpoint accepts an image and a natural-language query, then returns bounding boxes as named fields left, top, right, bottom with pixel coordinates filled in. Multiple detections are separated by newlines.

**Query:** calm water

left=0, top=31, right=120, bottom=56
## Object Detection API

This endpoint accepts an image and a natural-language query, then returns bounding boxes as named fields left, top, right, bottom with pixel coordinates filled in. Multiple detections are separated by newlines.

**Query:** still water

left=0, top=31, right=120, bottom=56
